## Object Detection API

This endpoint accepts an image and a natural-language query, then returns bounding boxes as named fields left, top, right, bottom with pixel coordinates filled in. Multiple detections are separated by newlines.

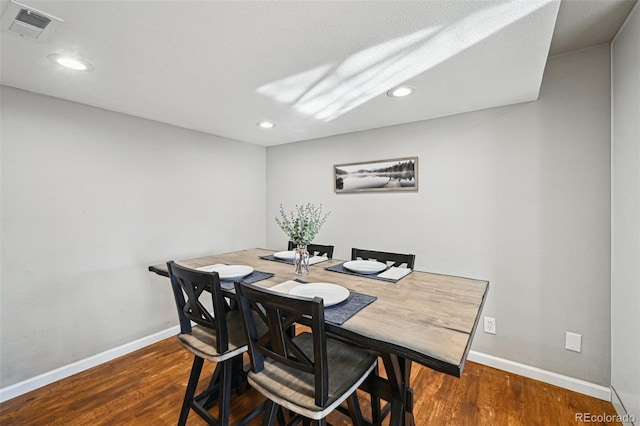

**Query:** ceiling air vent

left=1, top=0, right=63, bottom=42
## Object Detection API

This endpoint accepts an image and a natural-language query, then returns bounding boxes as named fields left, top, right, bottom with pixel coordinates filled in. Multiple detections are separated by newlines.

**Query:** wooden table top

left=149, top=248, right=489, bottom=378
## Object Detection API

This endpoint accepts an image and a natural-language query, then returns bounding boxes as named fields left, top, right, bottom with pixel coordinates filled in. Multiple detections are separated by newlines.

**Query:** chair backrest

left=234, top=281, right=330, bottom=407
left=351, top=248, right=416, bottom=269
left=167, top=260, right=232, bottom=354
left=287, top=241, right=334, bottom=258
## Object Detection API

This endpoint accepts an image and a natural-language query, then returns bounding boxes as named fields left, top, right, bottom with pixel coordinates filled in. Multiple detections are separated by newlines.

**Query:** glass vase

left=294, top=244, right=309, bottom=275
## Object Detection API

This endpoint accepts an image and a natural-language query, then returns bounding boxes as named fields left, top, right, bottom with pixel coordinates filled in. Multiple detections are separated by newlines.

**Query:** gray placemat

left=260, top=254, right=293, bottom=264
left=325, top=291, right=377, bottom=325
left=241, top=270, right=275, bottom=284
left=221, top=270, right=274, bottom=289
left=288, top=279, right=376, bottom=325
left=325, top=263, right=410, bottom=283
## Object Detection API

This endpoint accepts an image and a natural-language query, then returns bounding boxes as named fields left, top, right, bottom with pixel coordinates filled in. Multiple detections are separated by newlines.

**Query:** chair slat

left=351, top=248, right=415, bottom=269
left=288, top=241, right=335, bottom=258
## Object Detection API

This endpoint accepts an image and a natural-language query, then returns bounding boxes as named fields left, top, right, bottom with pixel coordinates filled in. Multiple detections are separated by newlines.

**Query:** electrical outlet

left=483, top=316, right=496, bottom=334
left=565, top=332, right=582, bottom=352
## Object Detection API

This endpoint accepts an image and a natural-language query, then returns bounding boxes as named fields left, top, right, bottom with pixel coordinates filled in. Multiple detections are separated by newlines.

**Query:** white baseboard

left=611, top=386, right=637, bottom=426
left=468, top=350, right=612, bottom=401
left=0, top=325, right=180, bottom=404
left=0, top=332, right=614, bottom=405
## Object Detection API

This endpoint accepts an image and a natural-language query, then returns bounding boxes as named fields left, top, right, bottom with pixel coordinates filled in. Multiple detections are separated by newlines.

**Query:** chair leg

left=232, top=354, right=246, bottom=395
left=262, top=400, right=280, bottom=426
left=277, top=406, right=286, bottom=426
left=200, top=362, right=222, bottom=409
left=369, top=364, right=381, bottom=425
left=179, top=356, right=205, bottom=426
left=346, top=393, right=363, bottom=426
left=218, top=360, right=233, bottom=426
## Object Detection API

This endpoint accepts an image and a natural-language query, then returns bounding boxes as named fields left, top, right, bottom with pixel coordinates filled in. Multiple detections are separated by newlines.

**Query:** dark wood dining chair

left=351, top=248, right=415, bottom=269
left=287, top=241, right=334, bottom=258
left=234, top=281, right=377, bottom=426
left=167, top=261, right=263, bottom=426
left=350, top=248, right=415, bottom=423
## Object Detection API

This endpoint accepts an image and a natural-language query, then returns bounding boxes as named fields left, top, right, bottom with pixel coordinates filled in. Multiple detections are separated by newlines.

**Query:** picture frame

left=334, top=156, right=418, bottom=193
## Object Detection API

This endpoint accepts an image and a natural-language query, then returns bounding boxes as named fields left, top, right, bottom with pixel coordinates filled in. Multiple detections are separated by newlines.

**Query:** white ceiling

left=0, top=0, right=635, bottom=147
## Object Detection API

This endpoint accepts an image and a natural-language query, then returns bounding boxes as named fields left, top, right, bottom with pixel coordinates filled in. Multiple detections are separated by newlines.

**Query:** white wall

left=0, top=86, right=266, bottom=388
left=266, top=45, right=611, bottom=386
left=611, top=4, right=640, bottom=419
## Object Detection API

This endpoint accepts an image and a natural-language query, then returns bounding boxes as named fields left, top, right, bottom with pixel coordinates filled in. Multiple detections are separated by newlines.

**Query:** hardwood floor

left=0, top=337, right=621, bottom=426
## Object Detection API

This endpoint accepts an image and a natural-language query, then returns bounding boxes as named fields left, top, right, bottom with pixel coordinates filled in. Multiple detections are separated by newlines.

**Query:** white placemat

left=309, top=256, right=329, bottom=265
left=268, top=280, right=301, bottom=294
left=377, top=266, right=412, bottom=280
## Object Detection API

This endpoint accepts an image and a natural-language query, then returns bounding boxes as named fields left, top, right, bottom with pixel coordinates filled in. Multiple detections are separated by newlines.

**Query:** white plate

left=289, top=283, right=350, bottom=307
left=343, top=260, right=387, bottom=274
left=209, top=264, right=254, bottom=281
left=273, top=250, right=296, bottom=260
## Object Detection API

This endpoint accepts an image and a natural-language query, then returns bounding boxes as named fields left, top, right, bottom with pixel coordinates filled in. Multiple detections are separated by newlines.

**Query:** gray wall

left=0, top=86, right=266, bottom=387
left=0, top=42, right=619, bottom=393
left=266, top=45, right=612, bottom=386
left=611, top=4, right=640, bottom=419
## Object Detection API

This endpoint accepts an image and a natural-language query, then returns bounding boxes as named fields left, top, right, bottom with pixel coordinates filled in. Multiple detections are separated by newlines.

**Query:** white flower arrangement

left=275, top=203, right=330, bottom=246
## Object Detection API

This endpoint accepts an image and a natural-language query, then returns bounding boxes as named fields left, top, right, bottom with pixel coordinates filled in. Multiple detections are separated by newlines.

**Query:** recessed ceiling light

left=257, top=121, right=275, bottom=129
left=387, top=86, right=415, bottom=98
left=47, top=54, right=94, bottom=71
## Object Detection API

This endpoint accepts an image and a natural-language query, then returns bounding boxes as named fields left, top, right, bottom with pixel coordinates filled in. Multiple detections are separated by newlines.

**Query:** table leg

left=198, top=354, right=248, bottom=409
left=381, top=354, right=416, bottom=426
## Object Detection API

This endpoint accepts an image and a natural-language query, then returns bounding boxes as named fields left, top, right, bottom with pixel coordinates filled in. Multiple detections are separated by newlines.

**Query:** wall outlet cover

left=565, top=331, right=582, bottom=352
left=484, top=316, right=496, bottom=334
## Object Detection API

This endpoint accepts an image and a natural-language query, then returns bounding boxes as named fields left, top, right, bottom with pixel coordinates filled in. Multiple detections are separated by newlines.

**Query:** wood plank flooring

left=0, top=337, right=621, bottom=426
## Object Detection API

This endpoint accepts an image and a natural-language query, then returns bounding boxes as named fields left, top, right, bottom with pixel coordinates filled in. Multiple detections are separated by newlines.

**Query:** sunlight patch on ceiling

left=290, top=26, right=442, bottom=121
left=257, top=64, right=333, bottom=105
left=257, top=0, right=556, bottom=122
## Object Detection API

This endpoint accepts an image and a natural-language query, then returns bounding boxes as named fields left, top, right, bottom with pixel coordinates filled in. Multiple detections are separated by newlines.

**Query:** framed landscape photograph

left=334, top=157, right=418, bottom=193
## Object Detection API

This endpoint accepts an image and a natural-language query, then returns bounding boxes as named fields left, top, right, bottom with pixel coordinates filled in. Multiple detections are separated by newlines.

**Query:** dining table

left=149, top=248, right=489, bottom=426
